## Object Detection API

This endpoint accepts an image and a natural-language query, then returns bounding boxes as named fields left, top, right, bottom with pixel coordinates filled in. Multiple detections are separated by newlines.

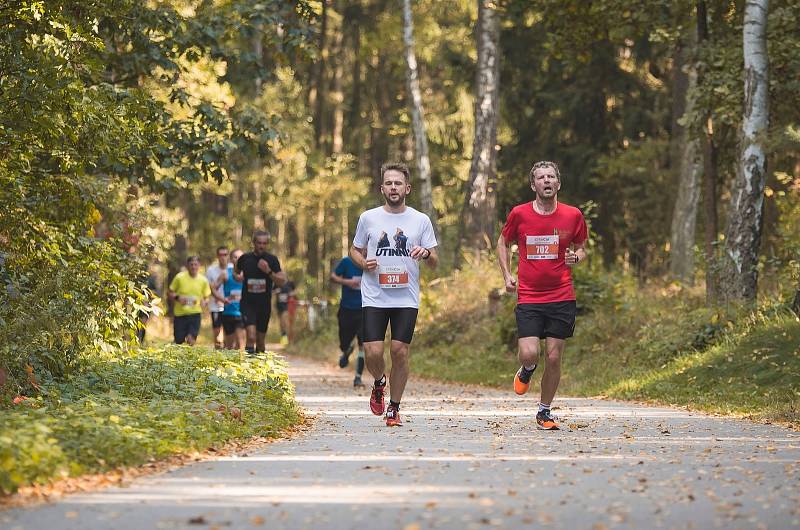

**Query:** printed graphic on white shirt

left=353, top=206, right=437, bottom=308
left=526, top=234, right=560, bottom=260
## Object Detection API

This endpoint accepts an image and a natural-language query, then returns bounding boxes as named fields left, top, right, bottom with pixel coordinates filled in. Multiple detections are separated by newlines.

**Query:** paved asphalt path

left=3, top=354, right=799, bottom=530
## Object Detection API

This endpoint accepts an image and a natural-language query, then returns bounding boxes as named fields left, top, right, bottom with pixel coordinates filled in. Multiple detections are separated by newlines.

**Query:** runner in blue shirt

left=214, top=249, right=245, bottom=351
left=330, top=255, right=365, bottom=387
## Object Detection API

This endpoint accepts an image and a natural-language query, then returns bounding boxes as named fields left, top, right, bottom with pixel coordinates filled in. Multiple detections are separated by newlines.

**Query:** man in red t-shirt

left=497, top=161, right=588, bottom=430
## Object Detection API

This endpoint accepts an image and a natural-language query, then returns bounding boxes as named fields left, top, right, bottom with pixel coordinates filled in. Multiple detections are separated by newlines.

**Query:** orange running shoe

left=385, top=404, right=402, bottom=426
left=513, top=365, right=536, bottom=395
left=369, top=381, right=386, bottom=415
left=536, top=409, right=560, bottom=430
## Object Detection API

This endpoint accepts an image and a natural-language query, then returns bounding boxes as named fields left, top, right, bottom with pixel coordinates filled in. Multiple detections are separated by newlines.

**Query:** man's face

left=217, top=248, right=229, bottom=266
left=380, top=170, right=410, bottom=207
left=187, top=259, right=200, bottom=276
left=531, top=167, right=560, bottom=199
left=231, top=250, right=243, bottom=264
left=253, top=235, right=269, bottom=255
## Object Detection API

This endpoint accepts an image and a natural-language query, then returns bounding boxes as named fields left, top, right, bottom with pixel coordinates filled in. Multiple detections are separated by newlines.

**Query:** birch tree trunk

left=721, top=0, right=770, bottom=303
left=455, top=0, right=500, bottom=267
left=402, top=0, right=438, bottom=234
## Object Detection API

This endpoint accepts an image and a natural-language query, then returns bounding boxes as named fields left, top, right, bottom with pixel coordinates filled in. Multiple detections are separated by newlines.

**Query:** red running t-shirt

left=500, top=202, right=588, bottom=304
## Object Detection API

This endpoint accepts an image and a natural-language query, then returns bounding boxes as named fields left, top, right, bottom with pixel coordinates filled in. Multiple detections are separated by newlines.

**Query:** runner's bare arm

left=271, top=270, right=288, bottom=287
left=212, top=271, right=227, bottom=289
left=330, top=271, right=357, bottom=288
left=497, top=234, right=517, bottom=293
left=350, top=245, right=378, bottom=271
left=566, top=241, right=587, bottom=267
left=410, top=245, right=438, bottom=268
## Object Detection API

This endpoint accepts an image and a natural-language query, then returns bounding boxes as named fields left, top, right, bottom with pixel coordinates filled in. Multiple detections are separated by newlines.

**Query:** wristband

left=422, top=249, right=431, bottom=260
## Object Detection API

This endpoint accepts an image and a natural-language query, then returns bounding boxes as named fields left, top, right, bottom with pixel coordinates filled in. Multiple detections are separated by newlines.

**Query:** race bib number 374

left=526, top=235, right=559, bottom=260
left=379, top=266, right=409, bottom=288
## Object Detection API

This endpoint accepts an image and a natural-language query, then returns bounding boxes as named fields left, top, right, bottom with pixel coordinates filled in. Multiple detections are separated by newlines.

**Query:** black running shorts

left=240, top=299, right=271, bottom=333
left=210, top=311, right=223, bottom=329
left=362, top=307, right=418, bottom=345
left=173, top=314, right=201, bottom=344
left=338, top=307, right=363, bottom=352
left=515, top=301, right=577, bottom=340
left=221, top=314, right=244, bottom=335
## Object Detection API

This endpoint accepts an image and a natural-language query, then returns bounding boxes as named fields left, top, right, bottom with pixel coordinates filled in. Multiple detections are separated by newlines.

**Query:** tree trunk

left=455, top=0, right=501, bottom=267
left=316, top=201, right=326, bottom=289
left=697, top=0, right=720, bottom=303
left=370, top=53, right=390, bottom=190
left=792, top=287, right=800, bottom=315
left=721, top=0, right=770, bottom=303
left=310, top=0, right=329, bottom=148
left=341, top=206, right=349, bottom=257
left=347, top=11, right=362, bottom=149
left=669, top=39, right=702, bottom=284
left=330, top=25, right=345, bottom=155
left=402, top=0, right=438, bottom=234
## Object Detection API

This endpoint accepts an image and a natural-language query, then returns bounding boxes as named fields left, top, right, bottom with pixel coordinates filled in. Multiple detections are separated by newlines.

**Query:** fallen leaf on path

left=65, top=511, right=78, bottom=518
left=188, top=516, right=207, bottom=524
left=250, top=515, right=265, bottom=525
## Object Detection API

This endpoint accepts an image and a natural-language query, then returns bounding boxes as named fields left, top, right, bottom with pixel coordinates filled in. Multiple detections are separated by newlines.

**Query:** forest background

left=1, top=0, right=800, bottom=420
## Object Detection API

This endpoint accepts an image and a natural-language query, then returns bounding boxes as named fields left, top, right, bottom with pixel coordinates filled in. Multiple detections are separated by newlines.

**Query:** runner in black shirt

left=235, top=230, right=287, bottom=354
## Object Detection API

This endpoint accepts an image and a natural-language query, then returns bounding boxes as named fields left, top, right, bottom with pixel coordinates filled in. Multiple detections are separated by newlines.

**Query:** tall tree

left=721, top=0, right=770, bottom=302
left=669, top=24, right=702, bottom=284
left=696, top=0, right=721, bottom=302
left=456, top=0, right=501, bottom=266
left=402, top=0, right=438, bottom=233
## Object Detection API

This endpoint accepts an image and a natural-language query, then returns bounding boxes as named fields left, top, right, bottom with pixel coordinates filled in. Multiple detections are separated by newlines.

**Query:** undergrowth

left=0, top=346, right=299, bottom=494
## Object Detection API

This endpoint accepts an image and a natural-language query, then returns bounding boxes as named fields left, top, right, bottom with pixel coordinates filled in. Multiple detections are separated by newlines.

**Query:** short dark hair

left=529, top=161, right=561, bottom=183
left=186, top=255, right=200, bottom=264
left=216, top=246, right=228, bottom=254
left=252, top=230, right=270, bottom=242
left=380, top=162, right=411, bottom=183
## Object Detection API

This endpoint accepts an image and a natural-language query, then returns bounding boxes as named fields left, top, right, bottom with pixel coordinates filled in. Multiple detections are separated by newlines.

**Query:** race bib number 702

left=526, top=234, right=559, bottom=260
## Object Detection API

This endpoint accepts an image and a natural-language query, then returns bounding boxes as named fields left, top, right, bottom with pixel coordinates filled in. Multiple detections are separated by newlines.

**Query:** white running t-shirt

left=206, top=264, right=225, bottom=313
left=353, top=206, right=437, bottom=309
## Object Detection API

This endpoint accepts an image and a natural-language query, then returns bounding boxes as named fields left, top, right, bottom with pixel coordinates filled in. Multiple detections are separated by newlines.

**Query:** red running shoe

left=385, top=404, right=402, bottom=426
left=370, top=380, right=386, bottom=415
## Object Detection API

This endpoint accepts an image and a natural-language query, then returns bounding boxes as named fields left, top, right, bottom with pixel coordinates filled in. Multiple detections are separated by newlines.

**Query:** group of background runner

left=166, top=232, right=291, bottom=354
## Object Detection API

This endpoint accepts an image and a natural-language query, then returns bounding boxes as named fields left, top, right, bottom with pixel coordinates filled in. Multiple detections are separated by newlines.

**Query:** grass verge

left=0, top=346, right=299, bottom=495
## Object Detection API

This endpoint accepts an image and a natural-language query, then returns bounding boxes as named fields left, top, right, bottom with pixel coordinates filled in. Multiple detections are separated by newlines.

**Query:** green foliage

left=0, top=346, right=299, bottom=494
left=0, top=0, right=313, bottom=392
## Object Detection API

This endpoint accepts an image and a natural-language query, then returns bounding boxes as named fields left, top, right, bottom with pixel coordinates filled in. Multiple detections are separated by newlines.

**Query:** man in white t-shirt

left=350, top=162, right=439, bottom=427
left=205, top=246, right=229, bottom=349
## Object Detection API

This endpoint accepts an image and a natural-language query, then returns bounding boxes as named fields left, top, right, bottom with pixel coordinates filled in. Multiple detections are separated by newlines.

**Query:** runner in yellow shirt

left=168, top=256, right=212, bottom=345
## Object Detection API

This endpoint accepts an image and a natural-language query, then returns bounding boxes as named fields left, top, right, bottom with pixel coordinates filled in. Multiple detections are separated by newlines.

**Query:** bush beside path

left=3, top=355, right=799, bottom=529
left=0, top=346, right=300, bottom=496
